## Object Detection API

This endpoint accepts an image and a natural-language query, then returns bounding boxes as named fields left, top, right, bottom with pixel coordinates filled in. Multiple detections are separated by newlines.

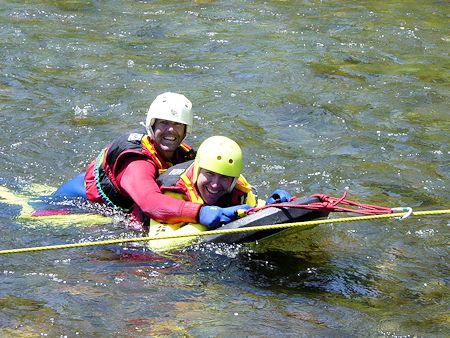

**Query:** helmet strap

left=148, top=127, right=155, bottom=140
left=227, top=177, right=238, bottom=193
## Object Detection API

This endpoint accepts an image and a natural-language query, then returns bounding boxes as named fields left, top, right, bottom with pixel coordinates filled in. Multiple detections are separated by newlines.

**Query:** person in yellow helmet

left=143, top=136, right=291, bottom=229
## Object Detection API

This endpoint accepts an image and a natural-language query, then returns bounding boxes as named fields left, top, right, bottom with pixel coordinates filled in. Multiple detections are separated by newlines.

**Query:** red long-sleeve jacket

left=116, top=157, right=201, bottom=226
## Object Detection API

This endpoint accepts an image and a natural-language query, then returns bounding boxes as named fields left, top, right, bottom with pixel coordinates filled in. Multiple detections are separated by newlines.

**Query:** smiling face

left=152, top=119, right=186, bottom=160
left=196, top=168, right=235, bottom=205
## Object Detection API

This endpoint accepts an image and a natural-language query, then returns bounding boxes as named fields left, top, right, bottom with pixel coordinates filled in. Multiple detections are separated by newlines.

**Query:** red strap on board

left=248, top=191, right=393, bottom=216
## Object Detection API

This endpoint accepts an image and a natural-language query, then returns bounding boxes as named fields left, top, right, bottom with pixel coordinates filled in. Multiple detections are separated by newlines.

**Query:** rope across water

left=0, top=209, right=448, bottom=255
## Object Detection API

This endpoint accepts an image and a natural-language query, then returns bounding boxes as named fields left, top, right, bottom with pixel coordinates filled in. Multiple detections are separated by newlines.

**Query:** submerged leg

left=29, top=173, right=88, bottom=216
left=52, top=172, right=87, bottom=199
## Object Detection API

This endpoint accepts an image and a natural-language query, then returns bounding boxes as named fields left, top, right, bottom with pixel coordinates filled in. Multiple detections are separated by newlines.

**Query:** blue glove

left=199, top=204, right=252, bottom=230
left=266, top=189, right=292, bottom=204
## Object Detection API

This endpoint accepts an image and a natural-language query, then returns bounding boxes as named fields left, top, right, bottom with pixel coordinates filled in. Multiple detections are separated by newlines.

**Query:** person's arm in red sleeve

left=116, top=157, right=201, bottom=224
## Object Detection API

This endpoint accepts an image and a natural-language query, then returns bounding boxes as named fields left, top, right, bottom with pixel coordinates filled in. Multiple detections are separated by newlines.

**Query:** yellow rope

left=0, top=209, right=448, bottom=255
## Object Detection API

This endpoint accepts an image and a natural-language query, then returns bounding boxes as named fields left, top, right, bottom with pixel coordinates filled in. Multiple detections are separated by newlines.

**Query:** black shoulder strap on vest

left=183, top=148, right=196, bottom=161
left=105, top=132, right=145, bottom=167
left=156, top=160, right=193, bottom=187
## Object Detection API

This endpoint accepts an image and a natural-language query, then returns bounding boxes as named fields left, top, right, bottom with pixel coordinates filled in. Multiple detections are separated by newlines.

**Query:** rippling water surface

left=0, top=1, right=448, bottom=336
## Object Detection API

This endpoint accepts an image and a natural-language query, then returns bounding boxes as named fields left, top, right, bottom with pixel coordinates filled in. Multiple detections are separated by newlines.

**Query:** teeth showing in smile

left=206, top=186, right=220, bottom=194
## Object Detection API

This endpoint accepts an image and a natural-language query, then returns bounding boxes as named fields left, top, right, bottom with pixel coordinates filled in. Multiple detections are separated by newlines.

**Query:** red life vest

left=84, top=131, right=195, bottom=211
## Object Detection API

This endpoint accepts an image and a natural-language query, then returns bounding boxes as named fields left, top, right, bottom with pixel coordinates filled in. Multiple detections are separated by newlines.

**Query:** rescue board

left=146, top=196, right=329, bottom=251
left=1, top=184, right=328, bottom=251
left=0, top=184, right=111, bottom=227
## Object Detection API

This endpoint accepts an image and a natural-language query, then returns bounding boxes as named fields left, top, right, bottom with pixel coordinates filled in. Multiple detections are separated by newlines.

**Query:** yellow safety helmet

left=145, top=92, right=193, bottom=136
left=193, top=136, right=243, bottom=191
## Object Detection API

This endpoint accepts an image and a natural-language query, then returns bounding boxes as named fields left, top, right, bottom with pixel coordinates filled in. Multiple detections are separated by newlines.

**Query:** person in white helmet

left=79, top=92, right=203, bottom=226
left=51, top=93, right=194, bottom=202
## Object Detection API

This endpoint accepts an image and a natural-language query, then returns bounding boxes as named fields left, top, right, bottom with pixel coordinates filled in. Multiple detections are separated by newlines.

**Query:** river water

left=0, top=0, right=448, bottom=336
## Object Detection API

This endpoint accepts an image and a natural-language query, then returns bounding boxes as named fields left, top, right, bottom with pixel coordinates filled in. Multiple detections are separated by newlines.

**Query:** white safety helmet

left=145, top=92, right=193, bottom=137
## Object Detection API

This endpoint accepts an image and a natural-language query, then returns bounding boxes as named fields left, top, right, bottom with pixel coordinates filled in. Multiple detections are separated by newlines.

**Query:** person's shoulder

left=124, top=127, right=147, bottom=142
left=157, top=161, right=193, bottom=187
left=110, top=129, right=147, bottom=149
left=178, top=143, right=196, bottom=161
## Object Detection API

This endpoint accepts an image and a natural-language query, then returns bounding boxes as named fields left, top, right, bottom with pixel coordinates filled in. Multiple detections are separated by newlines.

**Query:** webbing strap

left=248, top=192, right=394, bottom=216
